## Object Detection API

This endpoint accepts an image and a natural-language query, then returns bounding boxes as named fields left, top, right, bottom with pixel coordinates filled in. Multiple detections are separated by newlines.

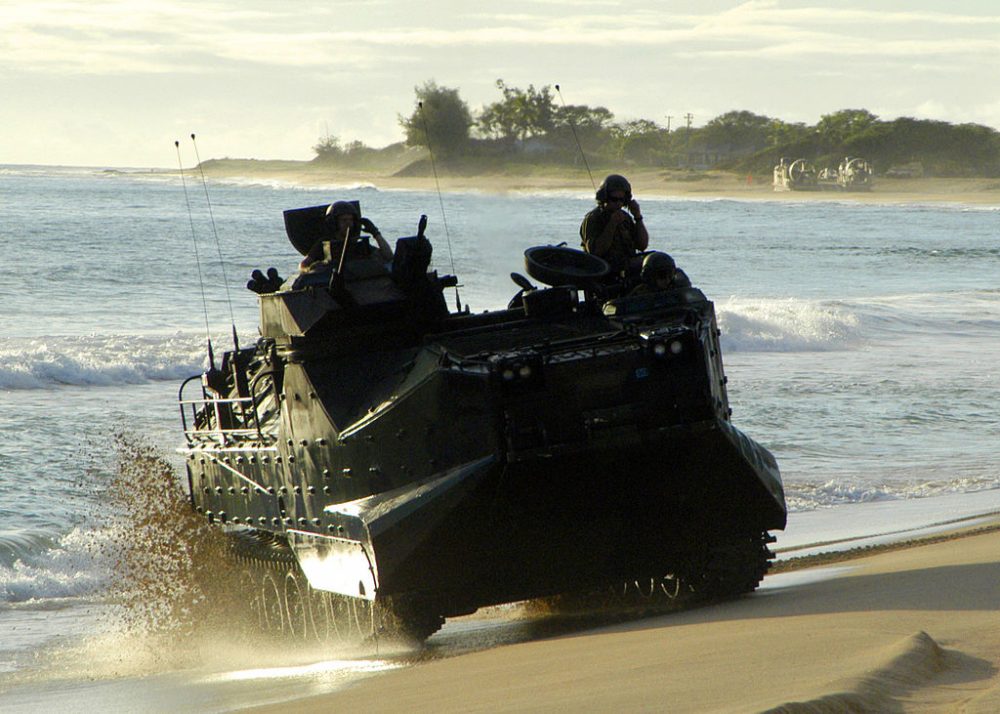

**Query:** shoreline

left=198, top=161, right=1000, bottom=207
left=247, top=520, right=1000, bottom=713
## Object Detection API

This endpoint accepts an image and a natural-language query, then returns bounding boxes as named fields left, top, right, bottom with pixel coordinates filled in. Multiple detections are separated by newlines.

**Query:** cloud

left=913, top=100, right=950, bottom=120
left=715, top=0, right=1000, bottom=26
left=686, top=37, right=1000, bottom=61
left=971, top=100, right=1000, bottom=130
left=6, top=1, right=997, bottom=76
left=3, top=0, right=999, bottom=165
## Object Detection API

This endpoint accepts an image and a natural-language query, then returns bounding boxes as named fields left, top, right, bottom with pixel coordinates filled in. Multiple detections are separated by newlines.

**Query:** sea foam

left=717, top=297, right=862, bottom=352
left=784, top=475, right=1000, bottom=512
left=717, top=289, right=1000, bottom=352
left=0, top=333, right=215, bottom=390
left=0, top=526, right=113, bottom=603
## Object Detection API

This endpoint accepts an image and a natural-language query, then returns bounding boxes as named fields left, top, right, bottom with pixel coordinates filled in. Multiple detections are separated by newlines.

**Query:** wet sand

left=198, top=160, right=1000, bottom=207
left=248, top=524, right=1000, bottom=713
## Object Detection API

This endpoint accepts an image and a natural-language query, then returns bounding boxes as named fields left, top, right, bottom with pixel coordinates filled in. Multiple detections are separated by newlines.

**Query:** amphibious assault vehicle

left=178, top=203, right=786, bottom=642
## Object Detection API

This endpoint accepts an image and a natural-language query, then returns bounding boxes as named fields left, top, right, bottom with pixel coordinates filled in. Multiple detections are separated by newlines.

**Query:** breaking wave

left=717, top=289, right=1000, bottom=352
left=717, top=297, right=862, bottom=352
left=208, top=175, right=381, bottom=192
left=0, top=526, right=111, bottom=603
left=0, top=333, right=218, bottom=390
left=784, top=475, right=1000, bottom=512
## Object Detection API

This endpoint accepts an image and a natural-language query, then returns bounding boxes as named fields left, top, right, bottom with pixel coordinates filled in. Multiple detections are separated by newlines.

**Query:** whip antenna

left=418, top=101, right=463, bottom=312
left=190, top=133, right=239, bottom=353
left=554, top=84, right=596, bottom=192
left=175, top=140, right=216, bottom=370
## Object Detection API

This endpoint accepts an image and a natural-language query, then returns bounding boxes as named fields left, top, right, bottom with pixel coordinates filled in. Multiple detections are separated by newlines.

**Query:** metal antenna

left=418, top=100, right=462, bottom=312
left=174, top=140, right=216, bottom=369
left=190, top=133, right=239, bottom=353
left=555, top=84, right=597, bottom=192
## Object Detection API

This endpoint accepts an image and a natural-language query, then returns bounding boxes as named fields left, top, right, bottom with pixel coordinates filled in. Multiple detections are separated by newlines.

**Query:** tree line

left=312, top=80, right=1000, bottom=178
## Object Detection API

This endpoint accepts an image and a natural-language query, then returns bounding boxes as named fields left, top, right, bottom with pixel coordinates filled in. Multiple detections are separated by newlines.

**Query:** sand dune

left=248, top=527, right=1000, bottom=713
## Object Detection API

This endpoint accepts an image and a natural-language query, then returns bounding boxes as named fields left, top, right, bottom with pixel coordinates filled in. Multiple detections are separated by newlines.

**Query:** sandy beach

left=199, top=160, right=1000, bottom=207
left=244, top=524, right=1000, bottom=713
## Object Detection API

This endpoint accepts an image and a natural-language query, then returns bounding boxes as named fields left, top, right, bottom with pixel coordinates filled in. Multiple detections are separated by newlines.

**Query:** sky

left=2, top=0, right=999, bottom=168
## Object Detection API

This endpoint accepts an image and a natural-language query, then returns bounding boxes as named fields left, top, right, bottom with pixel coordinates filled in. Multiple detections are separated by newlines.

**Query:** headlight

left=642, top=328, right=694, bottom=362
left=493, top=354, right=544, bottom=390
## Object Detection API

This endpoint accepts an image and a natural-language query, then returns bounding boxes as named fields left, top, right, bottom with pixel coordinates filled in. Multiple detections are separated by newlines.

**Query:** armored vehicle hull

left=179, top=209, right=786, bottom=640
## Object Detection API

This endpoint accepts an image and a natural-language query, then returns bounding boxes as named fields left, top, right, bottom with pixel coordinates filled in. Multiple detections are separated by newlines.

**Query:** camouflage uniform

left=580, top=207, right=640, bottom=271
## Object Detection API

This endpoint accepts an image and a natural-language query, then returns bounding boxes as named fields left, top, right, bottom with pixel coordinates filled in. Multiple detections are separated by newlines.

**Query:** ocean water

left=1, top=164, right=999, bottom=710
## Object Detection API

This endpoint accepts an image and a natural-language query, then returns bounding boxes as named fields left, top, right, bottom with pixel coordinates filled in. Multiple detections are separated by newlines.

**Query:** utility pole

left=682, top=113, right=694, bottom=169
left=665, top=115, right=673, bottom=132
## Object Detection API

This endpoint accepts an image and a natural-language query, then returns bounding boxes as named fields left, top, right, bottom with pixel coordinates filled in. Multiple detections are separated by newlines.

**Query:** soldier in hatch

left=299, top=200, right=393, bottom=272
left=580, top=174, right=649, bottom=271
left=628, top=251, right=691, bottom=296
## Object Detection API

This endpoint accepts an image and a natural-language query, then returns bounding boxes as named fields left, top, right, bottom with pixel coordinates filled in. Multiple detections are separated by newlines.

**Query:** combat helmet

left=596, top=174, right=632, bottom=203
left=326, top=200, right=361, bottom=221
left=640, top=251, right=676, bottom=286
left=325, top=200, right=362, bottom=242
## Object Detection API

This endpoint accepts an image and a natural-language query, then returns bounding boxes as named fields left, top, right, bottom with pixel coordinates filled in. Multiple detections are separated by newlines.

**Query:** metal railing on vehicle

left=178, top=373, right=271, bottom=446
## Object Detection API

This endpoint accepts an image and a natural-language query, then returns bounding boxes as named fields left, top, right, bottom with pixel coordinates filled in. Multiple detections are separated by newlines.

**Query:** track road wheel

left=308, top=587, right=336, bottom=643
left=284, top=570, right=310, bottom=640
left=682, top=531, right=775, bottom=602
left=256, top=567, right=286, bottom=634
left=228, top=529, right=446, bottom=643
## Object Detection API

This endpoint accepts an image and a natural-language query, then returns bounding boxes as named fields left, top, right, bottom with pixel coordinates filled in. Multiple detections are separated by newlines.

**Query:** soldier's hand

left=360, top=217, right=379, bottom=234
left=627, top=199, right=642, bottom=218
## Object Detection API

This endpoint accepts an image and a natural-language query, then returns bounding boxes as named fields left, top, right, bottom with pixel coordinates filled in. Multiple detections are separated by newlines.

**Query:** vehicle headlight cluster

left=643, top=329, right=692, bottom=361
left=501, top=363, right=534, bottom=381
left=494, top=353, right=543, bottom=388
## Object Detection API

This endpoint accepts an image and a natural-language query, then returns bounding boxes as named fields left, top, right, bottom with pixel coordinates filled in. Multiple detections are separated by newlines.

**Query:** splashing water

left=98, top=433, right=239, bottom=641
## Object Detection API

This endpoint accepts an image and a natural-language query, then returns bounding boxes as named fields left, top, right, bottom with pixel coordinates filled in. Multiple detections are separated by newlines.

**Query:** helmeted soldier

left=580, top=174, right=650, bottom=271
left=299, top=200, right=393, bottom=272
left=629, top=251, right=691, bottom=295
